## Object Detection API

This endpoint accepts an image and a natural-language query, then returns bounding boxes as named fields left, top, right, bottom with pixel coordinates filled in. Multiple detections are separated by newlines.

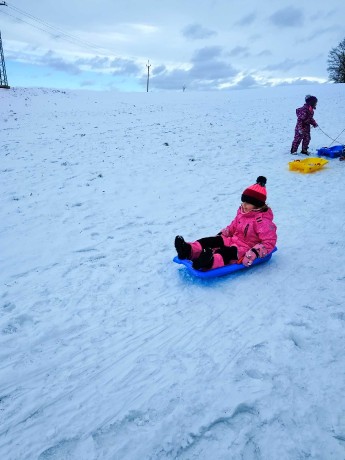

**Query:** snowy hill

left=1, top=84, right=345, bottom=460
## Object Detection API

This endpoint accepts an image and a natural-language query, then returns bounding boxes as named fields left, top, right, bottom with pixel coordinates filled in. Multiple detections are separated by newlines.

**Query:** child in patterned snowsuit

left=291, top=95, right=318, bottom=155
left=174, top=177, right=277, bottom=270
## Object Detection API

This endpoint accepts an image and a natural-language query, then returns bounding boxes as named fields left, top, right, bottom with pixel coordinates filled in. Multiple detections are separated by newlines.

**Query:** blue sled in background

left=317, top=145, right=344, bottom=158
left=173, top=247, right=277, bottom=279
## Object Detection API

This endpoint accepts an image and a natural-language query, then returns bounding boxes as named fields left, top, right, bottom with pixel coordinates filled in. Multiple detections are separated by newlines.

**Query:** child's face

left=242, top=202, right=256, bottom=213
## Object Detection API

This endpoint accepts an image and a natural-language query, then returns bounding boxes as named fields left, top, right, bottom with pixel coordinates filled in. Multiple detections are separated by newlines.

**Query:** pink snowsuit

left=291, top=103, right=318, bottom=153
left=189, top=206, right=277, bottom=269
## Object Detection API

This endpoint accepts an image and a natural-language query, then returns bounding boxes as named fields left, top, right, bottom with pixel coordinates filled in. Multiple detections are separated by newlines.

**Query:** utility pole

left=0, top=2, right=10, bottom=89
left=146, top=60, right=151, bottom=92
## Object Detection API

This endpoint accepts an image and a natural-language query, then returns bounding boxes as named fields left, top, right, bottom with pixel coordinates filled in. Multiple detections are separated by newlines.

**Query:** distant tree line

left=327, top=38, right=345, bottom=83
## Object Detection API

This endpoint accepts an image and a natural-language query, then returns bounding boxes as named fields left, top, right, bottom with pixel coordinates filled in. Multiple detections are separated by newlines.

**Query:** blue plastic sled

left=173, top=247, right=277, bottom=279
left=317, top=145, right=344, bottom=158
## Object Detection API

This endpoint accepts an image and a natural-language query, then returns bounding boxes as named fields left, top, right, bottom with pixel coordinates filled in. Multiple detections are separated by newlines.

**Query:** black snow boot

left=175, top=235, right=191, bottom=260
left=301, top=150, right=310, bottom=155
left=192, top=247, right=214, bottom=270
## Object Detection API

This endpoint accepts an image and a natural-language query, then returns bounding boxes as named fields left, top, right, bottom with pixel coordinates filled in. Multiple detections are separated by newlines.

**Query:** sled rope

left=318, top=126, right=345, bottom=147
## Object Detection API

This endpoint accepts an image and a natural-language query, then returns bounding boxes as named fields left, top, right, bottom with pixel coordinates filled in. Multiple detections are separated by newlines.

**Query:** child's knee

left=190, top=241, right=202, bottom=259
left=211, top=253, right=225, bottom=269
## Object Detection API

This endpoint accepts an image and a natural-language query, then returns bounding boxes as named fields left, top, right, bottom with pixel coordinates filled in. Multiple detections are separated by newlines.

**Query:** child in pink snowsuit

left=174, top=176, right=277, bottom=270
left=291, top=95, right=318, bottom=155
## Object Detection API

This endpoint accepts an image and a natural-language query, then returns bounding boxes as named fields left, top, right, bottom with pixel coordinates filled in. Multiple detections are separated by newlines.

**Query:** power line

left=0, top=3, right=111, bottom=55
left=0, top=2, right=150, bottom=87
left=8, top=4, right=107, bottom=53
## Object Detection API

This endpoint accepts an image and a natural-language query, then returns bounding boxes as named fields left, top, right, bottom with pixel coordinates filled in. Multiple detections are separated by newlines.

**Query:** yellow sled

left=288, top=157, right=328, bottom=173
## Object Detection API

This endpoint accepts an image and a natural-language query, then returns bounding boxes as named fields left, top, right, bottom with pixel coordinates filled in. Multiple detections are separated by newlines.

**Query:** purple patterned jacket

left=295, top=103, right=318, bottom=130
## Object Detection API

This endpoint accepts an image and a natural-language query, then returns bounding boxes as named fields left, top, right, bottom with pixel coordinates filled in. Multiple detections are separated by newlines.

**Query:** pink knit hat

left=241, top=176, right=267, bottom=207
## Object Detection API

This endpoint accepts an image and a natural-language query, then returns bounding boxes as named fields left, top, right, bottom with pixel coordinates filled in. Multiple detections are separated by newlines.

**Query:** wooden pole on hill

left=146, top=60, right=151, bottom=92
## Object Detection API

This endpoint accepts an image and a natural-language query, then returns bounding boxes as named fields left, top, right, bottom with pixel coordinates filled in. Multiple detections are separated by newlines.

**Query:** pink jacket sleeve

left=220, top=216, right=237, bottom=237
left=254, top=218, right=277, bottom=253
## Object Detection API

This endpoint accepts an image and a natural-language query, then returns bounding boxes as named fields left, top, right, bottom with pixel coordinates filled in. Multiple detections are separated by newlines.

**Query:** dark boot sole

left=175, top=236, right=191, bottom=259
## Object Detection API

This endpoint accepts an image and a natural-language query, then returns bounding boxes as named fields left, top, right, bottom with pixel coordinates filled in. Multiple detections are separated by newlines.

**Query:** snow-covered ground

left=1, top=83, right=345, bottom=460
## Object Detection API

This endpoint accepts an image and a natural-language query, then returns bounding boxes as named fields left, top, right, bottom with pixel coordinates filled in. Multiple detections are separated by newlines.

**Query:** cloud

left=80, top=80, right=97, bottom=87
left=152, top=65, right=166, bottom=75
left=235, top=12, right=257, bottom=26
left=75, top=55, right=141, bottom=76
left=146, top=68, right=189, bottom=90
left=257, top=49, right=272, bottom=57
left=109, top=58, right=141, bottom=76
left=264, top=58, right=313, bottom=72
left=237, top=75, right=258, bottom=87
left=310, top=9, right=337, bottom=21
left=233, top=75, right=259, bottom=89
left=190, top=46, right=237, bottom=79
left=269, top=7, right=304, bottom=27
left=42, top=51, right=81, bottom=75
left=274, top=78, right=324, bottom=86
left=3, top=0, right=338, bottom=91
left=146, top=46, right=238, bottom=90
left=7, top=48, right=82, bottom=76
left=182, top=23, right=217, bottom=40
left=191, top=46, right=222, bottom=61
left=76, top=56, right=110, bottom=69
left=128, top=23, right=158, bottom=34
left=298, top=26, right=335, bottom=42
left=229, top=46, right=250, bottom=58
left=189, top=60, right=236, bottom=80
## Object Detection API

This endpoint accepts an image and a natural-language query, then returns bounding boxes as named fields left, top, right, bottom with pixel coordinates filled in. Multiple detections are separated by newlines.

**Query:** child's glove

left=252, top=243, right=267, bottom=258
left=242, top=244, right=267, bottom=267
left=242, top=249, right=257, bottom=267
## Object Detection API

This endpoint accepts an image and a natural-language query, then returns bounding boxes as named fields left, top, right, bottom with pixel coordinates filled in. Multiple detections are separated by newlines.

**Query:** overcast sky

left=1, top=0, right=344, bottom=91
